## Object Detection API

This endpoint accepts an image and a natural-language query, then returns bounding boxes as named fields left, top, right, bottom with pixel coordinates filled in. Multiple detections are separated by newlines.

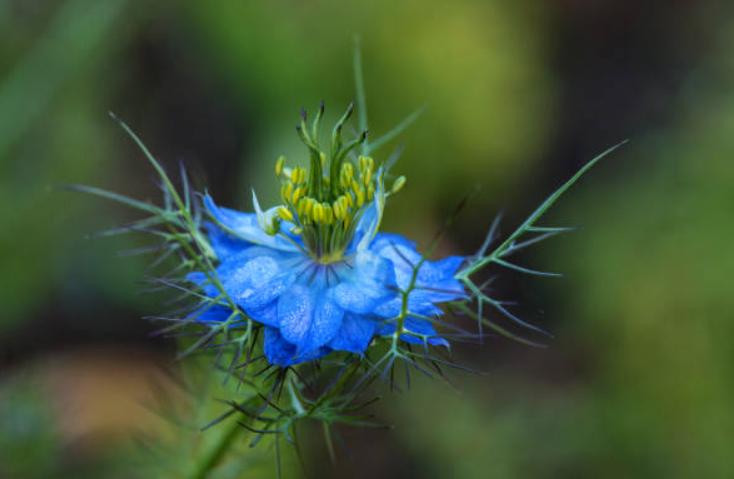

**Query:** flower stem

left=188, top=416, right=244, bottom=479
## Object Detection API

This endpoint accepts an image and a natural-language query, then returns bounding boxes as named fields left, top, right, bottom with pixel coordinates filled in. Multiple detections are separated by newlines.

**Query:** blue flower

left=186, top=107, right=466, bottom=366
left=187, top=192, right=466, bottom=366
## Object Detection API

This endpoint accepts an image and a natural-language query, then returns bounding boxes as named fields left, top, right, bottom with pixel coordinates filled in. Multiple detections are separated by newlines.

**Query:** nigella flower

left=187, top=105, right=466, bottom=366
left=73, top=55, right=624, bottom=479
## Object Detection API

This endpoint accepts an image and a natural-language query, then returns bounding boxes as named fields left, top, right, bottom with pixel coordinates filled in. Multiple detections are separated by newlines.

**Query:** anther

left=322, top=203, right=334, bottom=224
left=391, top=176, right=406, bottom=194
left=291, top=186, right=305, bottom=204
left=313, top=202, right=324, bottom=223
left=363, top=167, right=373, bottom=186
left=281, top=182, right=294, bottom=204
left=278, top=206, right=294, bottom=222
left=355, top=187, right=365, bottom=207
left=332, top=201, right=344, bottom=221
left=275, top=156, right=286, bottom=177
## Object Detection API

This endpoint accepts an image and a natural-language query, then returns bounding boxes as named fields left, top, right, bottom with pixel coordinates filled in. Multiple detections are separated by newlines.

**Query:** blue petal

left=263, top=327, right=294, bottom=366
left=187, top=247, right=302, bottom=310
left=263, top=327, right=329, bottom=366
left=370, top=233, right=424, bottom=290
left=205, top=222, right=251, bottom=259
left=329, top=313, right=377, bottom=353
left=371, top=233, right=459, bottom=287
left=188, top=305, right=234, bottom=323
left=277, top=279, right=344, bottom=355
left=351, top=178, right=386, bottom=252
left=204, top=194, right=298, bottom=252
left=371, top=232, right=417, bottom=251
left=350, top=201, right=377, bottom=251
left=434, top=256, right=465, bottom=276
left=371, top=232, right=467, bottom=307
left=377, top=316, right=448, bottom=347
left=329, top=251, right=396, bottom=314
left=246, top=302, right=279, bottom=327
left=217, top=244, right=291, bottom=267
left=185, top=272, right=218, bottom=297
left=416, top=278, right=467, bottom=303
left=216, top=251, right=303, bottom=311
left=373, top=294, right=443, bottom=319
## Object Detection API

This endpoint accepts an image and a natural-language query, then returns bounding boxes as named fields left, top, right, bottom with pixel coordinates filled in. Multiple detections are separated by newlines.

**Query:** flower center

left=261, top=103, right=406, bottom=261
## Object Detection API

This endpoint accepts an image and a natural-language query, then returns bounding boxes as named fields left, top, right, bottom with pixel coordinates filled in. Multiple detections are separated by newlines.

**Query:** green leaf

left=459, top=140, right=628, bottom=279
left=368, top=106, right=426, bottom=154
left=64, top=184, right=162, bottom=215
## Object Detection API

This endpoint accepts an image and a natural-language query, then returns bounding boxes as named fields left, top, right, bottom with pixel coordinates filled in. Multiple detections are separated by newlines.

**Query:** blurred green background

left=1, top=0, right=733, bottom=477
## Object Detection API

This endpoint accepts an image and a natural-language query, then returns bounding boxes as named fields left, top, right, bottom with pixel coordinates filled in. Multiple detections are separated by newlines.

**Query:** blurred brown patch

left=35, top=347, right=183, bottom=452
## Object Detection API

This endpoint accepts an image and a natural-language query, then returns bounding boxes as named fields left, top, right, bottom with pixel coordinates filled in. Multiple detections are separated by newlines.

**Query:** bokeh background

left=2, top=0, right=733, bottom=477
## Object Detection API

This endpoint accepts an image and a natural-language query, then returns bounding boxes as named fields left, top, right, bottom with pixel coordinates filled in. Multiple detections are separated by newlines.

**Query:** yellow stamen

left=275, top=155, right=286, bottom=177
left=278, top=206, right=294, bottom=222
left=322, top=202, right=334, bottom=224
left=358, top=155, right=373, bottom=172
left=350, top=179, right=361, bottom=194
left=340, top=163, right=354, bottom=189
left=296, top=198, right=307, bottom=218
left=332, top=200, right=344, bottom=221
left=355, top=186, right=365, bottom=207
left=363, top=167, right=373, bottom=186
left=281, top=182, right=294, bottom=204
left=291, top=186, right=305, bottom=205
left=313, top=202, right=324, bottom=223
left=391, top=176, right=406, bottom=193
left=292, top=167, right=307, bottom=184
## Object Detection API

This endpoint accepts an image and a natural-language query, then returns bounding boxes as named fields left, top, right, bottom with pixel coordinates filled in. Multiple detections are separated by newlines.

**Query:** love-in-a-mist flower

left=187, top=105, right=466, bottom=366
left=72, top=52, right=625, bottom=479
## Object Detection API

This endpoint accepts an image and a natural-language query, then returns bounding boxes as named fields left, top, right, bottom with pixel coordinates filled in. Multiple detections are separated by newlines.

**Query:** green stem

left=353, top=36, right=369, bottom=155
left=188, top=416, right=244, bottom=479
